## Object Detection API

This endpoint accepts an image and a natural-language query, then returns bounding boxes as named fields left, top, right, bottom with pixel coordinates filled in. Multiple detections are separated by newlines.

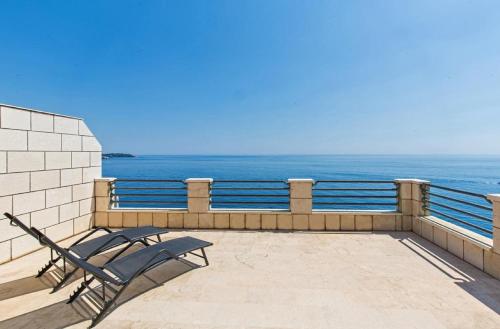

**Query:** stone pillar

left=395, top=179, right=429, bottom=231
left=288, top=179, right=314, bottom=214
left=186, top=178, right=213, bottom=213
left=487, top=194, right=500, bottom=253
left=485, top=194, right=500, bottom=279
left=94, top=177, right=116, bottom=211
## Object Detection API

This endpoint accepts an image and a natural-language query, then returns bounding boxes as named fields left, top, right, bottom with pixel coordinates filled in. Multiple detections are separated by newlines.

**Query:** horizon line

left=103, top=153, right=500, bottom=157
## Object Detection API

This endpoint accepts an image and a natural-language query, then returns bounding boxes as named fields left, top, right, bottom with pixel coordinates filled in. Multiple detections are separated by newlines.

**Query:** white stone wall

left=0, top=105, right=102, bottom=263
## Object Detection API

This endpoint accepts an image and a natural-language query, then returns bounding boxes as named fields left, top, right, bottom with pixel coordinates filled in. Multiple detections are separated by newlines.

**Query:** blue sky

left=1, top=1, right=499, bottom=155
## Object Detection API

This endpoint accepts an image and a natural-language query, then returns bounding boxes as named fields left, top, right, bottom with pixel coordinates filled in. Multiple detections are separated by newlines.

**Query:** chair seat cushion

left=104, top=236, right=212, bottom=282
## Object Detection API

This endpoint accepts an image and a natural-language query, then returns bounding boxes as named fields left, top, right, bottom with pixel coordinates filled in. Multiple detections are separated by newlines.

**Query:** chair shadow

left=0, top=272, right=58, bottom=301
left=0, top=259, right=194, bottom=329
left=0, top=251, right=119, bottom=301
left=387, top=231, right=500, bottom=315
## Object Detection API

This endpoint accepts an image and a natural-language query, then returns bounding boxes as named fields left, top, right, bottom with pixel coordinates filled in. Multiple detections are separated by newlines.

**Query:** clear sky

left=1, top=1, right=499, bottom=155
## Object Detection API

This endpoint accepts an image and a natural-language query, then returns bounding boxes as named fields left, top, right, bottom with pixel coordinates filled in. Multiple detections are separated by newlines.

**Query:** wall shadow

left=389, top=231, right=500, bottom=315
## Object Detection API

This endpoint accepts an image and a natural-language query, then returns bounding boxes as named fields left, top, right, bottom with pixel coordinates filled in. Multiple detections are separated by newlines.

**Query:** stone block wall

left=0, top=105, right=102, bottom=263
left=412, top=215, right=499, bottom=279
left=94, top=209, right=404, bottom=232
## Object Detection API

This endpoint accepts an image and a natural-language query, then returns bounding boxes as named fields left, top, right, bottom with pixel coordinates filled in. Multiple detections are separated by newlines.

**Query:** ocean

left=103, top=155, right=500, bottom=193
left=103, top=155, right=500, bottom=237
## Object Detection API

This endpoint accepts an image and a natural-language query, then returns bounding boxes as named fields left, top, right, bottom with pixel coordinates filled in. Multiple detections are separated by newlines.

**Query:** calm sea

left=103, top=155, right=500, bottom=193
left=103, top=155, right=500, bottom=237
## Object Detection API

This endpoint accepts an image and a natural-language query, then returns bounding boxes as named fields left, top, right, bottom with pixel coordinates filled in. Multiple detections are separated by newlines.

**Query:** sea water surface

left=103, top=155, right=500, bottom=237
left=103, top=155, right=500, bottom=193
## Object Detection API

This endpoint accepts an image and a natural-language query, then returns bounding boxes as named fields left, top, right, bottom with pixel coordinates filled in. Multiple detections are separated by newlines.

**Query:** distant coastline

left=102, top=153, right=135, bottom=160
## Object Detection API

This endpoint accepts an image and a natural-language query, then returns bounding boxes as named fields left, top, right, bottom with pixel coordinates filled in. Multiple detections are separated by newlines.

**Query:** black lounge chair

left=30, top=227, right=212, bottom=328
left=2, top=212, right=168, bottom=291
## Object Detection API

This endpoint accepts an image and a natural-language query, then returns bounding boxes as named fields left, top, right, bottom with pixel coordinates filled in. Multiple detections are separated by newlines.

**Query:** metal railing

left=210, top=180, right=290, bottom=209
left=422, top=184, right=493, bottom=236
left=111, top=179, right=188, bottom=209
left=108, top=179, right=495, bottom=238
left=312, top=180, right=399, bottom=211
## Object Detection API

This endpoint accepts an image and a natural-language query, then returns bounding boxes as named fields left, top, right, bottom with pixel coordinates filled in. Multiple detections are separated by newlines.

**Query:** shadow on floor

left=390, top=231, right=500, bottom=315
left=0, top=259, right=194, bottom=329
left=0, top=271, right=58, bottom=301
left=0, top=251, right=116, bottom=301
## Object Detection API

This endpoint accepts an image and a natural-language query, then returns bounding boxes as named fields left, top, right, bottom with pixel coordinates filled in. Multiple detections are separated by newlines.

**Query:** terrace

left=0, top=104, right=499, bottom=328
left=1, top=230, right=500, bottom=329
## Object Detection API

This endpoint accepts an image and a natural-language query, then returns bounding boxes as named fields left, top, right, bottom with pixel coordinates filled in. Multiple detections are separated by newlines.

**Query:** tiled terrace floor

left=0, top=230, right=499, bottom=329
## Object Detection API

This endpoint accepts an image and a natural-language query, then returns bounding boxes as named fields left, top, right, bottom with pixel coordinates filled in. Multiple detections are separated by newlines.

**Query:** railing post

left=288, top=179, right=314, bottom=214
left=395, top=179, right=429, bottom=231
left=185, top=178, right=213, bottom=213
left=95, top=178, right=116, bottom=211
left=487, top=194, right=500, bottom=254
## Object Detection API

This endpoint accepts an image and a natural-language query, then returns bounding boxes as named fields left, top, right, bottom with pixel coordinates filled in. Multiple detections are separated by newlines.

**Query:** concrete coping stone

left=394, top=179, right=430, bottom=184
left=96, top=177, right=117, bottom=182
left=209, top=208, right=289, bottom=213
left=185, top=178, right=214, bottom=183
left=106, top=208, right=401, bottom=215
left=287, top=178, right=315, bottom=183
left=419, top=215, right=492, bottom=250
left=0, top=103, right=82, bottom=120
left=487, top=194, right=500, bottom=202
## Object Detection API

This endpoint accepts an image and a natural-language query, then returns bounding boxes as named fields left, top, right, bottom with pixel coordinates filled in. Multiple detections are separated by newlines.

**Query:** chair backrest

left=3, top=213, right=40, bottom=240
left=29, top=227, right=121, bottom=285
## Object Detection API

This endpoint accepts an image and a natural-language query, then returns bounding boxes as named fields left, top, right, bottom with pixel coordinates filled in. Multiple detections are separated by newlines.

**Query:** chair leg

left=201, top=248, right=209, bottom=266
left=90, top=283, right=129, bottom=328
left=68, top=276, right=94, bottom=304
left=36, top=256, right=61, bottom=277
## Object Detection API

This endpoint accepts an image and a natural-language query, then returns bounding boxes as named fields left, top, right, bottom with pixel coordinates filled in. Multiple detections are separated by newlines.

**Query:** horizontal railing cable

left=312, top=180, right=399, bottom=210
left=314, top=202, right=398, bottom=206
left=314, top=180, right=395, bottom=183
left=210, top=180, right=289, bottom=209
left=423, top=184, right=493, bottom=235
left=423, top=207, right=492, bottom=235
left=114, top=187, right=187, bottom=190
left=116, top=200, right=187, bottom=204
left=314, top=187, right=397, bottom=191
left=427, top=201, right=491, bottom=222
left=314, top=195, right=395, bottom=199
left=428, top=192, right=492, bottom=212
left=213, top=179, right=287, bottom=183
left=115, top=193, right=187, bottom=197
left=428, top=184, right=490, bottom=200
left=113, top=179, right=185, bottom=182
left=111, top=179, right=187, bottom=209
left=211, top=187, right=288, bottom=190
